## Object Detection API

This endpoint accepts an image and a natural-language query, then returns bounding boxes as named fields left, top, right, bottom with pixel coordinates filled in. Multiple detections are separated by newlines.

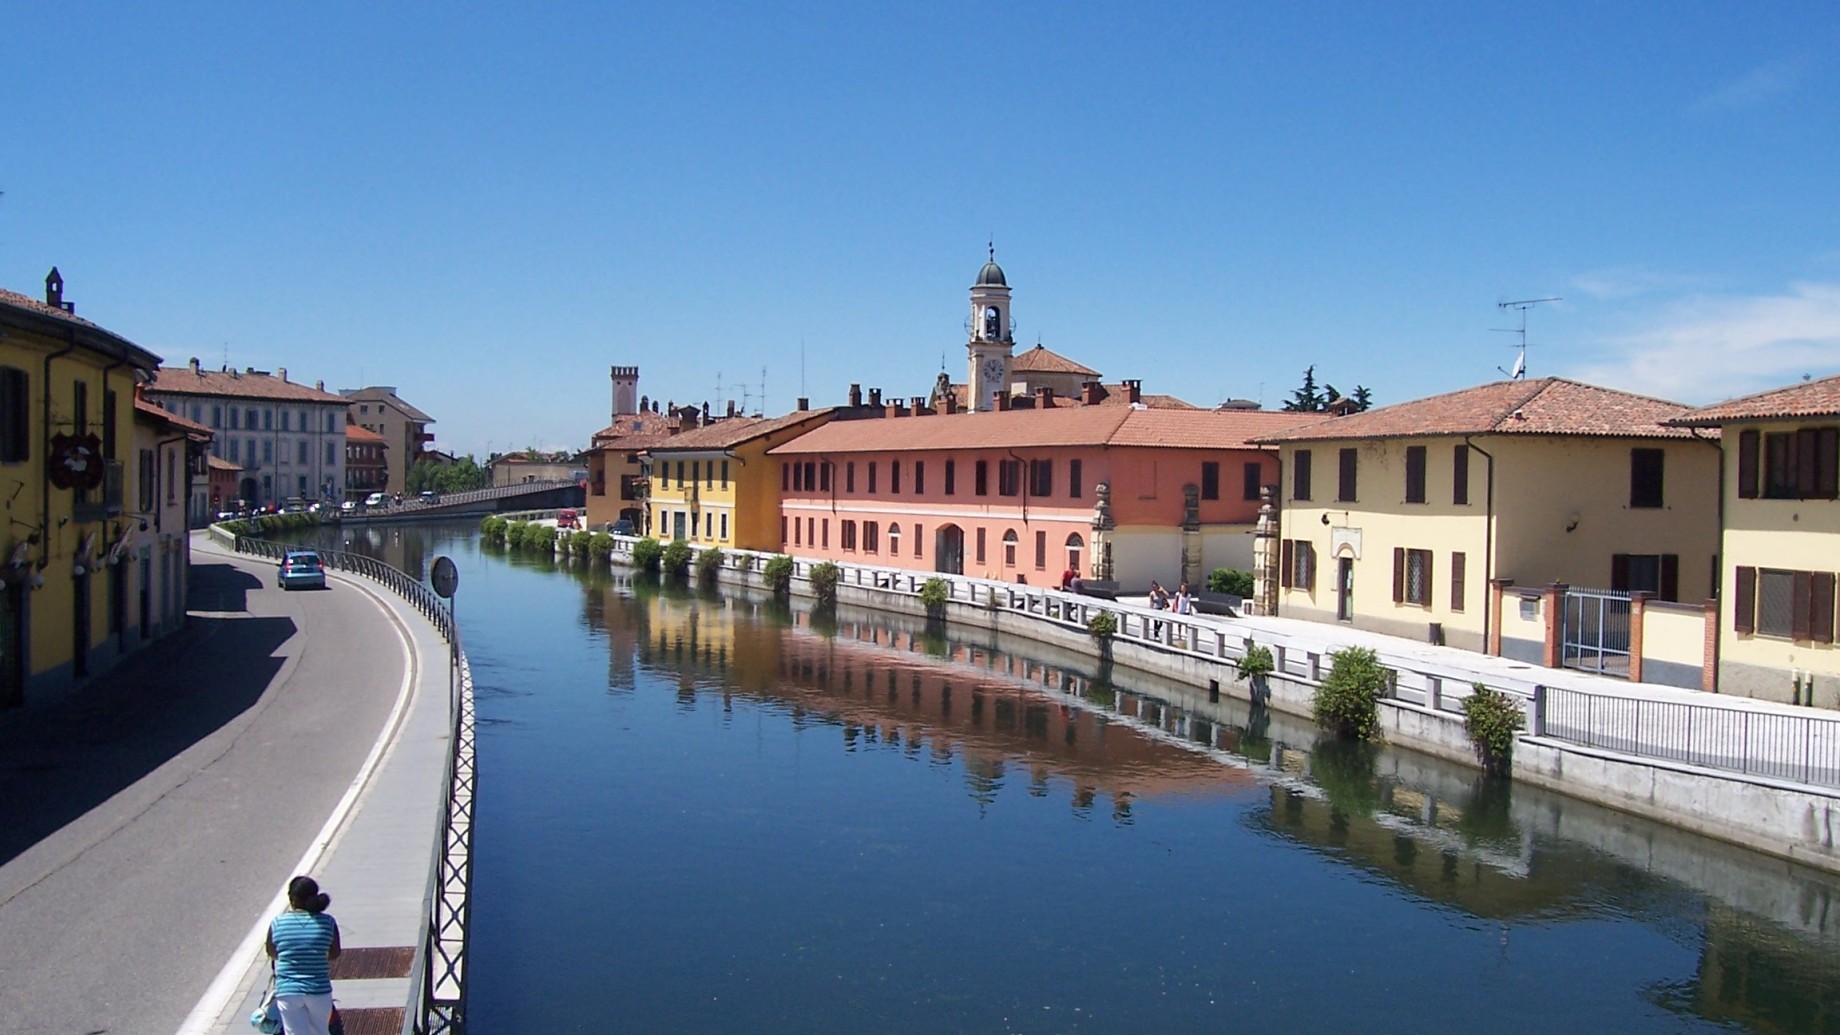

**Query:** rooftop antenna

left=1492, top=297, right=1560, bottom=380
left=799, top=338, right=806, bottom=399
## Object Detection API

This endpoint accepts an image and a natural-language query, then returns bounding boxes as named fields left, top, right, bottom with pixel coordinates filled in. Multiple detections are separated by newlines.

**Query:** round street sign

left=431, top=556, right=459, bottom=599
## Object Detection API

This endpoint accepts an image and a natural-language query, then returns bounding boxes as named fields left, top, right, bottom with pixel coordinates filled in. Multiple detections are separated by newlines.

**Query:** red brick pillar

left=1627, top=592, right=1650, bottom=683
left=1702, top=599, right=1719, bottom=693
left=1542, top=583, right=1568, bottom=669
left=1488, top=578, right=1512, bottom=656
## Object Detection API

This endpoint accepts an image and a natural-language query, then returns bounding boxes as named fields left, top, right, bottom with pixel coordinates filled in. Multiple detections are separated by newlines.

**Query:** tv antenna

left=1492, top=297, right=1560, bottom=380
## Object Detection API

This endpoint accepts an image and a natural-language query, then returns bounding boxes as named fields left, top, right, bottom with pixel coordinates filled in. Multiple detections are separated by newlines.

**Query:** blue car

left=278, top=550, right=327, bottom=591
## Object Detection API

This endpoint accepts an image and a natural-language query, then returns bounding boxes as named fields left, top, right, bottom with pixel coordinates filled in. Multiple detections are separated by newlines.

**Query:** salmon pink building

left=768, top=405, right=1315, bottom=592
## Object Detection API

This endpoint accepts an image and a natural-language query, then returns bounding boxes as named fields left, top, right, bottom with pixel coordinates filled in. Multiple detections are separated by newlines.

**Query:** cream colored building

left=1253, top=378, right=1720, bottom=659
left=1669, top=375, right=1840, bottom=703
left=341, top=386, right=436, bottom=493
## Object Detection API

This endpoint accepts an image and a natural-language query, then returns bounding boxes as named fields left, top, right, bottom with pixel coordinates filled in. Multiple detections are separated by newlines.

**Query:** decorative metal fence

left=1562, top=588, right=1631, bottom=677
left=1534, top=684, right=1840, bottom=789
left=233, top=535, right=474, bottom=1033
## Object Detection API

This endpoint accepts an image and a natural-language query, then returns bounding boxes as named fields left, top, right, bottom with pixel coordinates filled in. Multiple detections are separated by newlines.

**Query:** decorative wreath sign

left=48, top=433, right=105, bottom=491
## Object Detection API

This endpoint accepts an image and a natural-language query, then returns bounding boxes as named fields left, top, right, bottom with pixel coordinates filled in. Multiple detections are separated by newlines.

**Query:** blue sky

left=5, top=3, right=1838, bottom=455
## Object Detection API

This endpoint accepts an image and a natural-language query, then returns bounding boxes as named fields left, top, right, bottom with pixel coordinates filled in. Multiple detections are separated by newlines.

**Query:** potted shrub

left=631, top=537, right=663, bottom=573
left=762, top=554, right=795, bottom=598
left=1461, top=683, right=1525, bottom=777
left=1311, top=646, right=1389, bottom=741
left=809, top=561, right=841, bottom=608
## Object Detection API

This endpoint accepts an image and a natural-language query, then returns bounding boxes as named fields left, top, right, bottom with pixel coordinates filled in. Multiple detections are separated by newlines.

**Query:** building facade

left=145, top=359, right=349, bottom=507
left=646, top=408, right=836, bottom=551
left=132, top=395, right=211, bottom=643
left=341, top=386, right=435, bottom=493
left=1254, top=378, right=1721, bottom=657
left=0, top=273, right=166, bottom=706
left=770, top=405, right=1310, bottom=591
left=1669, top=375, right=1840, bottom=702
left=344, top=422, right=389, bottom=499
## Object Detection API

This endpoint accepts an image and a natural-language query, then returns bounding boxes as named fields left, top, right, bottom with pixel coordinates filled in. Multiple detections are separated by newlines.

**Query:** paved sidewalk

left=179, top=534, right=456, bottom=1035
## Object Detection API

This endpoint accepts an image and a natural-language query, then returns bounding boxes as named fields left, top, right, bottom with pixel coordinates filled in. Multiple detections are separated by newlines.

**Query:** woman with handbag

left=264, top=875, right=342, bottom=1035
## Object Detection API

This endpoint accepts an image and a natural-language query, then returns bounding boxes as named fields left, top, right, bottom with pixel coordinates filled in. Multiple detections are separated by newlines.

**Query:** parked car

left=277, top=550, right=327, bottom=591
left=340, top=500, right=357, bottom=512
left=419, top=490, right=440, bottom=504
left=609, top=518, right=635, bottom=536
left=364, top=491, right=389, bottom=508
left=557, top=508, right=579, bottom=530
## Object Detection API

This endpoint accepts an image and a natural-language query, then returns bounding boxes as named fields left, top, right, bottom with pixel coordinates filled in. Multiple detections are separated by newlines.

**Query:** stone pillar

left=1179, top=483, right=1201, bottom=590
left=1627, top=592, right=1650, bottom=683
left=1488, top=578, right=1513, bottom=656
left=1541, top=583, right=1568, bottom=669
left=1090, top=482, right=1115, bottom=582
left=1250, top=487, right=1278, bottom=617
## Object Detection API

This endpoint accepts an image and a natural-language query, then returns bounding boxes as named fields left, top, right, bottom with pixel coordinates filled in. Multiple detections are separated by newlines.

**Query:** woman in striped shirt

left=265, top=875, right=342, bottom=1035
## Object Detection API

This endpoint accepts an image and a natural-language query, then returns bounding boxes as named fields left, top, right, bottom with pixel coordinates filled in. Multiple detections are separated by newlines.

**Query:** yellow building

left=0, top=272, right=165, bottom=707
left=645, top=408, right=834, bottom=551
left=1669, top=375, right=1840, bottom=703
left=1253, top=378, right=1720, bottom=661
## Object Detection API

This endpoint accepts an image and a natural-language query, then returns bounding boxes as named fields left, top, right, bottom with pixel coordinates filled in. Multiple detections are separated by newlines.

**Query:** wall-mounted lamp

left=30, top=573, right=45, bottom=589
left=1320, top=513, right=1332, bottom=526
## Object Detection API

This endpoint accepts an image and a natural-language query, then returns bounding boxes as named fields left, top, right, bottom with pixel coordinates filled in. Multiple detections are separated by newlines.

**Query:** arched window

left=1002, top=529, right=1019, bottom=568
left=887, top=523, right=901, bottom=558
left=1065, top=532, right=1084, bottom=574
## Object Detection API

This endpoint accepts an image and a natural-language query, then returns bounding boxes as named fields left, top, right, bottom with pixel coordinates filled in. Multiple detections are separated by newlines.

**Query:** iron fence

left=1561, top=587, right=1631, bottom=677
left=1535, top=684, right=1840, bottom=789
left=234, top=535, right=473, bottom=1033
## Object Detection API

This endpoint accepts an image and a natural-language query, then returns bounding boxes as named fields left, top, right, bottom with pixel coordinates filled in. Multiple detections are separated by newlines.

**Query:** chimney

left=943, top=392, right=958, bottom=415
left=891, top=400, right=908, bottom=417
left=1081, top=380, right=1105, bottom=405
left=189, top=357, right=201, bottom=375
left=868, top=388, right=883, bottom=407
left=1036, top=387, right=1054, bottom=408
left=316, top=380, right=324, bottom=392
left=911, top=396, right=926, bottom=414
left=796, top=397, right=809, bottom=411
left=1125, top=379, right=1142, bottom=404
left=726, top=399, right=737, bottom=418
left=995, top=392, right=1011, bottom=412
left=278, top=367, right=287, bottom=383
left=44, top=267, right=71, bottom=312
left=702, top=401, right=711, bottom=424
left=848, top=383, right=863, bottom=407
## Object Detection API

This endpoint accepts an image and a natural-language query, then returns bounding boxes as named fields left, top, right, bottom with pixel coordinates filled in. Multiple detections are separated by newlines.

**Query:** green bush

left=480, top=515, right=508, bottom=542
left=695, top=546, right=724, bottom=582
left=527, top=524, right=559, bottom=553
left=1236, top=642, right=1274, bottom=681
left=1207, top=568, right=1255, bottom=598
left=1312, top=646, right=1389, bottom=741
left=504, top=520, right=531, bottom=548
left=1461, top=684, right=1526, bottom=777
left=919, top=577, right=950, bottom=612
left=588, top=531, right=613, bottom=560
left=660, top=538, right=693, bottom=577
left=631, top=537, right=663, bottom=573
left=763, top=554, right=795, bottom=596
left=809, top=561, right=841, bottom=608
left=1087, top=609, right=1118, bottom=642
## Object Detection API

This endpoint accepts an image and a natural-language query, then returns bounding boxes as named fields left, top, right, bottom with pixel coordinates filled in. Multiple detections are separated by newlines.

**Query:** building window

left=1201, top=461, right=1220, bottom=501
left=1393, top=547, right=1432, bottom=606
left=869, top=462, right=878, bottom=494
left=720, top=514, right=730, bottom=540
left=1029, top=459, right=1053, bottom=497
left=976, top=527, right=987, bottom=563
left=326, top=441, right=336, bottom=465
left=999, top=460, right=1021, bottom=497
left=892, top=460, right=902, bottom=494
left=847, top=461, right=856, bottom=493
left=1034, top=530, right=1047, bottom=569
left=1069, top=459, right=1082, bottom=498
left=915, top=461, right=925, bottom=495
left=781, top=463, right=789, bottom=491
left=230, top=440, right=239, bottom=463
left=722, top=460, right=730, bottom=487
left=103, top=389, right=117, bottom=459
left=802, top=461, right=815, bottom=491
left=780, top=515, right=787, bottom=543
left=1612, top=553, right=1680, bottom=602
left=976, top=460, right=989, bottom=496
left=1338, top=448, right=1357, bottom=502
left=1066, top=533, right=1084, bottom=574
left=227, top=406, right=238, bottom=431
left=945, top=460, right=956, bottom=495
left=212, top=405, right=222, bottom=428
left=819, top=462, right=830, bottom=492
left=263, top=409, right=272, bottom=431
left=246, top=408, right=257, bottom=430
left=1002, top=530, right=1018, bottom=567
left=912, top=523, right=922, bottom=558
left=1405, top=445, right=1427, bottom=504
left=1630, top=448, right=1665, bottom=508
left=1734, top=567, right=1837, bottom=643
left=263, top=439, right=274, bottom=463
left=806, top=517, right=814, bottom=546
left=842, top=520, right=857, bottom=551
left=1293, top=450, right=1312, bottom=501
left=821, top=518, right=829, bottom=548
left=1453, top=445, right=1470, bottom=505
left=139, top=449, right=156, bottom=511
left=0, top=367, right=27, bottom=462
left=1450, top=552, right=1466, bottom=611
left=888, top=524, right=901, bottom=557
left=865, top=521, right=880, bottom=553
left=1279, top=539, right=1315, bottom=591
left=1242, top=462, right=1261, bottom=501
left=1746, top=427, right=1840, bottom=500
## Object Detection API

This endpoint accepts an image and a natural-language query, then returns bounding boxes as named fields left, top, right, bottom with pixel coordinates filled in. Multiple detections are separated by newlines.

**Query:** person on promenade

left=1149, top=581, right=1169, bottom=610
left=266, top=875, right=342, bottom=1035
left=1174, top=582, right=1193, bottom=615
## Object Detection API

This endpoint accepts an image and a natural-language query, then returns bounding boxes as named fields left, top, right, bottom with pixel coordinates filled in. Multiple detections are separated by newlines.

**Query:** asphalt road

left=0, top=553, right=407, bottom=1035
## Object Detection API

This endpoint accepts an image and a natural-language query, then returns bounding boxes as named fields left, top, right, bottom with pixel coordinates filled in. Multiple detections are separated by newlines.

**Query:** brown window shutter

left=1813, top=573, right=1837, bottom=645
left=1737, top=430, right=1759, bottom=499
left=1793, top=570, right=1813, bottom=641
left=1393, top=547, right=1405, bottom=603
left=1819, top=428, right=1840, bottom=500
left=1422, top=552, right=1433, bottom=606
left=1280, top=540, right=1294, bottom=589
left=1660, top=554, right=1679, bottom=602
left=1450, top=552, right=1466, bottom=611
left=1610, top=553, right=1630, bottom=592
left=1303, top=543, right=1316, bottom=592
left=1734, top=566, right=1756, bottom=633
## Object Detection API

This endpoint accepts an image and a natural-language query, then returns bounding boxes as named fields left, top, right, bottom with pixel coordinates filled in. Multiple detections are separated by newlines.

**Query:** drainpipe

left=1464, top=435, right=1497, bottom=651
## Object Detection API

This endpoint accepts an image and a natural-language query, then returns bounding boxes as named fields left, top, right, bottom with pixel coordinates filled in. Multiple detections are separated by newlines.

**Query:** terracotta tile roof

left=937, top=381, right=1196, bottom=411
left=591, top=412, right=681, bottom=445
left=1666, top=373, right=1840, bottom=426
left=1252, top=378, right=1700, bottom=443
left=647, top=408, right=834, bottom=453
left=1, top=287, right=162, bottom=370
left=1009, top=344, right=1100, bottom=377
left=149, top=366, right=349, bottom=404
left=345, top=423, right=387, bottom=444
left=133, top=397, right=214, bottom=438
left=206, top=455, right=242, bottom=472
left=771, top=405, right=1309, bottom=455
left=340, top=386, right=435, bottom=423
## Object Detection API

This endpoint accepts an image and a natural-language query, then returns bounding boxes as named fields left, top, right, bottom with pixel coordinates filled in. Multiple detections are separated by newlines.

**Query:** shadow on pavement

left=0, top=562, right=296, bottom=867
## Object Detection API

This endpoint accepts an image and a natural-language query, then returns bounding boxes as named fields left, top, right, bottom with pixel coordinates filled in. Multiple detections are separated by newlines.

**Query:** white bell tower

left=966, top=245, right=1014, bottom=412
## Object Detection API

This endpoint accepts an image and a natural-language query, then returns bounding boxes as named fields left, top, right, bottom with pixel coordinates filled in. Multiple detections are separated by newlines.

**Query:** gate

left=1562, top=587, right=1631, bottom=677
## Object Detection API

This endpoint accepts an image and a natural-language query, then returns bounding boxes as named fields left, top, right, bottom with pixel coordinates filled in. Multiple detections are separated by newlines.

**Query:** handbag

left=249, top=971, right=283, bottom=1034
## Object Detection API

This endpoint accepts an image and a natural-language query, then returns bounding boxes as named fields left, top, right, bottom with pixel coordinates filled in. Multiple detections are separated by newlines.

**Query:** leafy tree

left=407, top=454, right=488, bottom=494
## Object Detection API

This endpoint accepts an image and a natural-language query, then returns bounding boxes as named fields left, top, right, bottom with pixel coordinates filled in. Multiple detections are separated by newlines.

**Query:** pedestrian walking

left=266, top=875, right=342, bottom=1035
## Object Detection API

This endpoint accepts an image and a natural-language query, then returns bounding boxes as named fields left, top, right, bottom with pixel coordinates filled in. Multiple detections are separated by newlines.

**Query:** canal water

left=316, top=523, right=1840, bottom=1033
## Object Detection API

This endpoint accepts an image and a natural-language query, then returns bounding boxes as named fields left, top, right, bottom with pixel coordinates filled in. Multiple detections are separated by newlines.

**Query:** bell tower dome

left=966, top=245, right=1014, bottom=412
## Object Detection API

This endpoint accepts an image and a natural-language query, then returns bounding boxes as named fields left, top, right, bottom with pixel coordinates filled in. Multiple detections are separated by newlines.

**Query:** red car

left=557, top=508, right=579, bottom=530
